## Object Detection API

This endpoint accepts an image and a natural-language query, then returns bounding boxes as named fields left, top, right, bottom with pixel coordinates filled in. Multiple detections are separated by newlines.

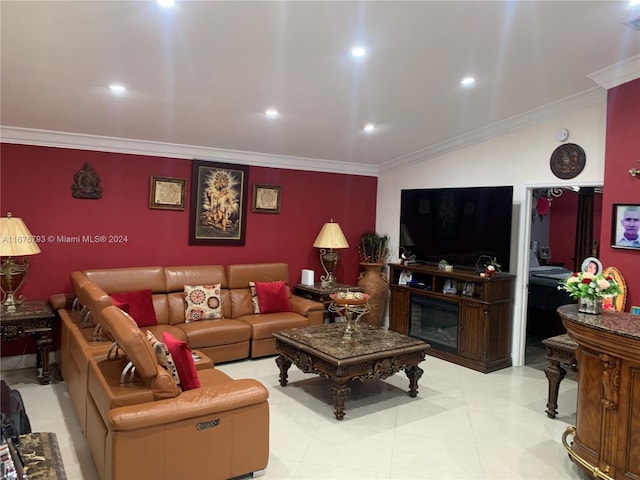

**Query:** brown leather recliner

left=85, top=305, right=269, bottom=480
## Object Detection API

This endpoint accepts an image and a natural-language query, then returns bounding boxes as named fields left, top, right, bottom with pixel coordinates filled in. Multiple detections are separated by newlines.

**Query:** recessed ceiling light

left=363, top=123, right=376, bottom=133
left=109, top=84, right=126, bottom=94
left=156, top=0, right=175, bottom=7
left=351, top=47, right=366, bottom=57
left=265, top=108, right=279, bottom=118
left=460, top=76, right=476, bottom=87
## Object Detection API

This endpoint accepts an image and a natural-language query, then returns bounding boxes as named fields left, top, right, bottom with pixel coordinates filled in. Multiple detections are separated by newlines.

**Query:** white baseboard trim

left=0, top=352, right=56, bottom=372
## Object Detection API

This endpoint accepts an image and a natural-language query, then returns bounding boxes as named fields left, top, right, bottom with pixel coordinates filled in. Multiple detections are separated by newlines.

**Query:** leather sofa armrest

left=289, top=295, right=324, bottom=317
left=108, top=379, right=268, bottom=432
left=50, top=293, right=75, bottom=310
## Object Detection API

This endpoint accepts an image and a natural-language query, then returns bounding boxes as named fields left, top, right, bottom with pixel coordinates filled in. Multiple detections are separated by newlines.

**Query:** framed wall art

left=252, top=184, right=281, bottom=214
left=610, top=203, right=640, bottom=250
left=189, top=160, right=249, bottom=245
left=149, top=176, right=186, bottom=210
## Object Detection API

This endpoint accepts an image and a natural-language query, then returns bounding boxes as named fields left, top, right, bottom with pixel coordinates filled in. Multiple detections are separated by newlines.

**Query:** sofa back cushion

left=84, top=266, right=166, bottom=293
left=226, top=263, right=290, bottom=289
left=164, top=265, right=227, bottom=291
left=227, top=263, right=290, bottom=318
left=98, top=305, right=180, bottom=400
left=84, top=266, right=169, bottom=324
left=164, top=266, right=230, bottom=324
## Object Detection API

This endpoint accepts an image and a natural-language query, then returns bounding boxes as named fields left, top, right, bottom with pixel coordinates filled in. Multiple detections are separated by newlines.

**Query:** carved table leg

left=544, top=360, right=566, bottom=419
left=331, top=381, right=351, bottom=421
left=35, top=333, right=53, bottom=385
left=405, top=364, right=424, bottom=397
left=276, top=354, right=292, bottom=387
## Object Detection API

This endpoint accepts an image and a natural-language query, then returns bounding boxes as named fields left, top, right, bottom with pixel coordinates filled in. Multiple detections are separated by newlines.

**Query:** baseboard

left=0, top=354, right=39, bottom=371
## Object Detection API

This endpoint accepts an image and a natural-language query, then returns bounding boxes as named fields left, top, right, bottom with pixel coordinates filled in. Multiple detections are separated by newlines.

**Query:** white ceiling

left=1, top=1, right=639, bottom=172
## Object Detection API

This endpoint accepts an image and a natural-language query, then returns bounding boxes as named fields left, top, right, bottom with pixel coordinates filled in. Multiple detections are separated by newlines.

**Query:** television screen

left=400, top=186, right=513, bottom=271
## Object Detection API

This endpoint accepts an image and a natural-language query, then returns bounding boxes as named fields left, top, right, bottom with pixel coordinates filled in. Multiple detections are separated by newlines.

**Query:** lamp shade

left=313, top=221, right=349, bottom=249
left=0, top=213, right=41, bottom=257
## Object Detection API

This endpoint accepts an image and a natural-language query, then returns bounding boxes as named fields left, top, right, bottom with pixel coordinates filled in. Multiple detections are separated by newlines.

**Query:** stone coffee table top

left=274, top=322, right=427, bottom=363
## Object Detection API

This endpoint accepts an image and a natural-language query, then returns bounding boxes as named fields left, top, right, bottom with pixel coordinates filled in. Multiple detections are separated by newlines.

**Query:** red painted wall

left=549, top=190, right=603, bottom=270
left=0, top=144, right=376, bottom=301
left=599, top=78, right=640, bottom=311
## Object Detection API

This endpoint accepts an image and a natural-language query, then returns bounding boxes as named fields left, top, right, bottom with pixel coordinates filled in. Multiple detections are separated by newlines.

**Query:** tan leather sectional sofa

left=50, top=262, right=324, bottom=480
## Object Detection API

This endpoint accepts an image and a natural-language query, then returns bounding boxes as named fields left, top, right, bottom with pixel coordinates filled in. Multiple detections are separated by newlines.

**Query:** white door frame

left=512, top=181, right=601, bottom=366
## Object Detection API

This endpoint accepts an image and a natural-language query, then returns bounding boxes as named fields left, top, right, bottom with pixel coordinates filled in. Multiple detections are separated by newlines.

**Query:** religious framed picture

left=610, top=203, right=640, bottom=250
left=189, top=160, right=249, bottom=245
left=149, top=176, right=186, bottom=210
left=252, top=184, right=281, bottom=214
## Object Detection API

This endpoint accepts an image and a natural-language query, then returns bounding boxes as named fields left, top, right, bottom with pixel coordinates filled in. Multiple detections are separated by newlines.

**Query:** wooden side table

left=294, top=283, right=361, bottom=322
left=1, top=301, right=55, bottom=384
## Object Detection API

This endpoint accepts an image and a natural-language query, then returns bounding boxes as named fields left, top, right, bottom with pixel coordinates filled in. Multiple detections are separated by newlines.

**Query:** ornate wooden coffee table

left=274, top=323, right=430, bottom=420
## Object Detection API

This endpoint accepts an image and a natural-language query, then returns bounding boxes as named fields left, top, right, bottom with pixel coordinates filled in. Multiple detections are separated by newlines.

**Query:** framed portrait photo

left=189, top=160, right=249, bottom=245
left=149, top=176, right=186, bottom=210
left=252, top=184, right=281, bottom=214
left=610, top=203, right=640, bottom=250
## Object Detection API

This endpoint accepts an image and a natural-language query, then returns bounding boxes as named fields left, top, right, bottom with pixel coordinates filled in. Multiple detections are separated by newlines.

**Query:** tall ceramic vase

left=357, top=263, right=389, bottom=327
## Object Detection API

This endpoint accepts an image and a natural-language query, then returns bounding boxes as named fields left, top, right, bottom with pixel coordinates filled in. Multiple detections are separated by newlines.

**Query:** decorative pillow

left=109, top=289, right=158, bottom=327
left=162, top=332, right=200, bottom=391
left=248, top=281, right=260, bottom=314
left=184, top=284, right=223, bottom=322
left=146, top=330, right=180, bottom=386
left=254, top=280, right=291, bottom=314
left=110, top=298, right=129, bottom=313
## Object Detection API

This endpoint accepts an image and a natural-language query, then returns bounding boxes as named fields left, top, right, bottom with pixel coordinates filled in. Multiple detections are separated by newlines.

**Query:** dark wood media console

left=388, top=263, right=515, bottom=373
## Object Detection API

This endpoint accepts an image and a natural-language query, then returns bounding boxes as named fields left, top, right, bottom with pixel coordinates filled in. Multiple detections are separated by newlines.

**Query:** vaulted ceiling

left=2, top=1, right=639, bottom=170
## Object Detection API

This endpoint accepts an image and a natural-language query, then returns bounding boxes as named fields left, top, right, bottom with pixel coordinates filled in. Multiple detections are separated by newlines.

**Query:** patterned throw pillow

left=146, top=330, right=180, bottom=386
left=184, top=284, right=222, bottom=322
left=249, top=281, right=260, bottom=314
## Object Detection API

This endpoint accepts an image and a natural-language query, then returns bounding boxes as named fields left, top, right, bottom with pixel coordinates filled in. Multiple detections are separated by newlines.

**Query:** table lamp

left=313, top=219, right=349, bottom=288
left=0, top=213, right=41, bottom=311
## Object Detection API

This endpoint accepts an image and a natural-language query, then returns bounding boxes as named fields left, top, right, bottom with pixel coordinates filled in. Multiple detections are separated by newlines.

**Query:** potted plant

left=357, top=232, right=389, bottom=264
left=356, top=232, right=390, bottom=327
left=558, top=271, right=621, bottom=314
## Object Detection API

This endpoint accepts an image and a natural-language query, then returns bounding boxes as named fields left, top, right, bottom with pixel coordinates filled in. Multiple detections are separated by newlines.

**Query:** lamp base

left=319, top=248, right=340, bottom=288
left=1, top=256, right=30, bottom=312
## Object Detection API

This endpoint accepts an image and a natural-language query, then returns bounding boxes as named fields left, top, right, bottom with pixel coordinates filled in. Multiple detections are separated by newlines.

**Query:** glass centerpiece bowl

left=329, top=292, right=371, bottom=337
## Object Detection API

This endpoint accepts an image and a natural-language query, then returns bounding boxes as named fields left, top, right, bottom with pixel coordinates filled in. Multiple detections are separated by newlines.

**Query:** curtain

left=573, top=187, right=595, bottom=271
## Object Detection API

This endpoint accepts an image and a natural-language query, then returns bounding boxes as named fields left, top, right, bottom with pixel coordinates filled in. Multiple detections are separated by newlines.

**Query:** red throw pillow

left=110, top=289, right=158, bottom=327
left=254, top=281, right=291, bottom=314
left=162, top=332, right=200, bottom=391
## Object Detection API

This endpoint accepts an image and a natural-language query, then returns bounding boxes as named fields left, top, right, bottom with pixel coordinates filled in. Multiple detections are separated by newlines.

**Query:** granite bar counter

left=558, top=304, right=640, bottom=480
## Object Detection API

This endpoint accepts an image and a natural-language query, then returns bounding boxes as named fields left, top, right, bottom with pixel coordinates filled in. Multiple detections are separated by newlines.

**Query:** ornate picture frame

left=252, top=184, right=281, bottom=214
left=611, top=203, right=640, bottom=250
left=149, top=176, right=186, bottom=210
left=189, top=160, right=249, bottom=245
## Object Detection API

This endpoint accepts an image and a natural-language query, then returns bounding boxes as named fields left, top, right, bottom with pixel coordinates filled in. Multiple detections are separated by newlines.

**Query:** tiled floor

left=1, top=352, right=590, bottom=480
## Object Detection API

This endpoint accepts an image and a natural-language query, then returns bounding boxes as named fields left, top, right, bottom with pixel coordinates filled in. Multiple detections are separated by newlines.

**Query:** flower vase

left=357, top=263, right=388, bottom=327
left=578, top=297, right=602, bottom=315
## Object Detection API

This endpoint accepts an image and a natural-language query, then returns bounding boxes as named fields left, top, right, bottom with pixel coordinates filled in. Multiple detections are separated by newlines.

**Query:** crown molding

left=0, top=127, right=379, bottom=177
left=587, top=54, right=640, bottom=89
left=379, top=87, right=606, bottom=173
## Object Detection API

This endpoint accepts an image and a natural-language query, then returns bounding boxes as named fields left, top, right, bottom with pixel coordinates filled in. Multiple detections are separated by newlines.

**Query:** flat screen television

left=400, top=186, right=513, bottom=271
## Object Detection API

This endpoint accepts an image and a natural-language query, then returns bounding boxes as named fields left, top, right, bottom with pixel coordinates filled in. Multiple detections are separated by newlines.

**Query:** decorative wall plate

left=71, top=163, right=102, bottom=199
left=601, top=266, right=627, bottom=312
left=550, top=143, right=586, bottom=179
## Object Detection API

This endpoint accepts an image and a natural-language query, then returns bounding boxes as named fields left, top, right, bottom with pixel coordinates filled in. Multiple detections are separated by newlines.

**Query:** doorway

left=513, top=183, right=602, bottom=368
